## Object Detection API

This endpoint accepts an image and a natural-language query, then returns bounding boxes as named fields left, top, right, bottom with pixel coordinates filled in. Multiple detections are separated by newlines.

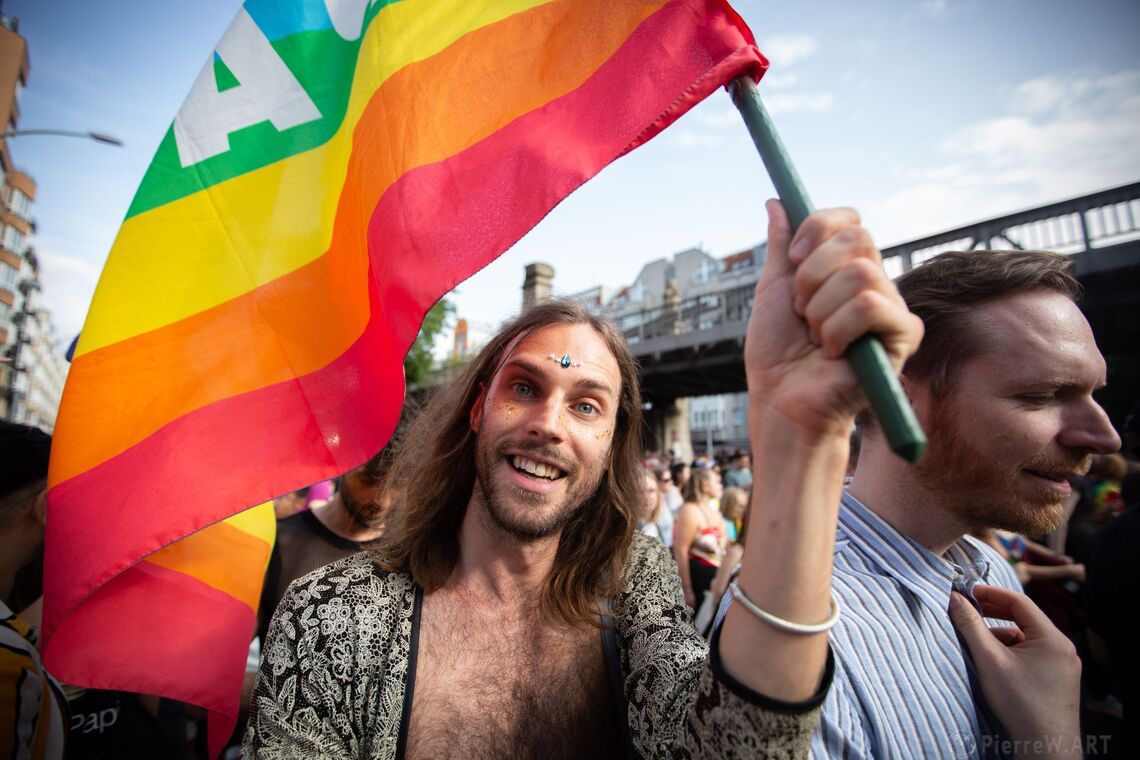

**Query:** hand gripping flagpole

left=729, top=77, right=927, bottom=463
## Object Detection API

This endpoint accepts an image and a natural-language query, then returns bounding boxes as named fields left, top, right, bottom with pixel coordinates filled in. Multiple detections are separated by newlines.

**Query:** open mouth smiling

left=511, top=454, right=567, bottom=481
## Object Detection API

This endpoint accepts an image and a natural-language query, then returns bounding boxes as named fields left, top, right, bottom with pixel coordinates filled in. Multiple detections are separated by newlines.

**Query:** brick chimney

left=522, top=262, right=555, bottom=310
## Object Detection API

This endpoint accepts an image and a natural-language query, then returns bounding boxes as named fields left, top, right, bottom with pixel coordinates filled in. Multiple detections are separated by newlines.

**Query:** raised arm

left=718, top=201, right=923, bottom=700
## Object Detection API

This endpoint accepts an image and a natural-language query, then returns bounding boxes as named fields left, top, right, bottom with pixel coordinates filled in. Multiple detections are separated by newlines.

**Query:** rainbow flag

left=44, top=0, right=764, bottom=754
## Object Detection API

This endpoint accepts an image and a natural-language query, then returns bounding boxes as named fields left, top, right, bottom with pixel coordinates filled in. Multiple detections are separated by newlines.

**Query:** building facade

left=607, top=243, right=766, bottom=456
left=568, top=243, right=767, bottom=457
left=0, top=13, right=67, bottom=430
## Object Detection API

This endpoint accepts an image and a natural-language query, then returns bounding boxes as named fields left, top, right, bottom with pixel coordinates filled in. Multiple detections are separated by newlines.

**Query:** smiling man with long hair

left=245, top=202, right=926, bottom=759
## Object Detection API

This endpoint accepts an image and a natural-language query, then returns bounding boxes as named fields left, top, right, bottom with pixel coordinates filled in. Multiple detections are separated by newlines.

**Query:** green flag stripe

left=126, top=1, right=399, bottom=219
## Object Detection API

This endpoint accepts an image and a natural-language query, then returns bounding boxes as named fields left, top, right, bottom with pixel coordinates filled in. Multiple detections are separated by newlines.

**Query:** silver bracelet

left=729, top=580, right=840, bottom=634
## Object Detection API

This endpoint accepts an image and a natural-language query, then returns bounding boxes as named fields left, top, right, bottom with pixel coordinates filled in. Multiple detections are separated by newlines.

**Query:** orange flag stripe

left=51, top=0, right=662, bottom=486
left=143, top=517, right=272, bottom=613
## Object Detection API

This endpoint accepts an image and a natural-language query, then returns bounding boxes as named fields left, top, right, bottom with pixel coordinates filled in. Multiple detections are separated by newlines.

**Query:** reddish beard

left=915, top=395, right=1089, bottom=537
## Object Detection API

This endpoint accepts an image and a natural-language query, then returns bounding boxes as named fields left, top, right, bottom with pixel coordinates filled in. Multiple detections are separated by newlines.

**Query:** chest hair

left=405, top=593, right=621, bottom=760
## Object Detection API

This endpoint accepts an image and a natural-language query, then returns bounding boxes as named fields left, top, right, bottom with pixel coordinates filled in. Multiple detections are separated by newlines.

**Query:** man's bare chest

left=404, top=602, right=621, bottom=760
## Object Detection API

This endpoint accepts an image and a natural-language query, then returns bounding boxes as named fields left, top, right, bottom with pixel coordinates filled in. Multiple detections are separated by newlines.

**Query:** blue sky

left=5, top=0, right=1139, bottom=348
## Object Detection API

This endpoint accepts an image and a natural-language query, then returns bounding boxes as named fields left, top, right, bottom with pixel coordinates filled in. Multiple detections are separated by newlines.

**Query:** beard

left=916, top=397, right=1089, bottom=537
left=342, top=486, right=386, bottom=528
left=474, top=435, right=607, bottom=542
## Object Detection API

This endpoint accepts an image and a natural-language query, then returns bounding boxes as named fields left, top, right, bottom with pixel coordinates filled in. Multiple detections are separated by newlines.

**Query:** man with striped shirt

left=813, top=250, right=1121, bottom=759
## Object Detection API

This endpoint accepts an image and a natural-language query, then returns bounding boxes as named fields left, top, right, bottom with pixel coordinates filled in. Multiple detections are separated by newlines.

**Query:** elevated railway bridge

left=622, top=182, right=1140, bottom=449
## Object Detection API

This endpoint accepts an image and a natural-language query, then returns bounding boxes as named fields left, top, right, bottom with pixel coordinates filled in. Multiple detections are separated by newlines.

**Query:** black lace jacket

left=244, top=533, right=831, bottom=759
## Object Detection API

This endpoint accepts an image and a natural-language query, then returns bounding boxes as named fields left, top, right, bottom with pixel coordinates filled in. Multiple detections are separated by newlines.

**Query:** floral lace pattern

left=245, top=534, right=826, bottom=759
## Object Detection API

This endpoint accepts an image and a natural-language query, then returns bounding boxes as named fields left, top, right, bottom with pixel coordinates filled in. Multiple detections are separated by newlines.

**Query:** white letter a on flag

left=173, top=8, right=321, bottom=168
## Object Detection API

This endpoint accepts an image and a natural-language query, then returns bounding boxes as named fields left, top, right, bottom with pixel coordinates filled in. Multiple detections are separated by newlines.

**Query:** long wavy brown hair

left=375, top=299, right=643, bottom=627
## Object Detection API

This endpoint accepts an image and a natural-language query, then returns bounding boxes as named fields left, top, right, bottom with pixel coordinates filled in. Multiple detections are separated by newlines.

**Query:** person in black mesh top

left=256, top=446, right=398, bottom=644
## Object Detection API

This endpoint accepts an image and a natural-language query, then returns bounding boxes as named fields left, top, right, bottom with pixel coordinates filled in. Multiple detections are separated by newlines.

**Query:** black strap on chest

left=395, top=585, right=423, bottom=760
left=600, top=601, right=639, bottom=760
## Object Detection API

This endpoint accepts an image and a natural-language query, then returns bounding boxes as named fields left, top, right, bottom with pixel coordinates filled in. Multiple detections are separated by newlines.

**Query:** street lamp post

left=1, top=128, right=123, bottom=146
left=0, top=127, right=121, bottom=422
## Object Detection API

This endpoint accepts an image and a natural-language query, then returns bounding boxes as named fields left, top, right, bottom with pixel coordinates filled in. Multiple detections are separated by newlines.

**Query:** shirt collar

left=838, top=491, right=995, bottom=611
left=0, top=600, right=32, bottom=641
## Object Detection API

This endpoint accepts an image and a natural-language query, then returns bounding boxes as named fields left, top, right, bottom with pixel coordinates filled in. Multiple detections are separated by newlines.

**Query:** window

left=693, top=258, right=719, bottom=285
left=2, top=225, right=24, bottom=253
left=0, top=260, right=18, bottom=289
left=8, top=188, right=31, bottom=220
left=629, top=281, right=646, bottom=303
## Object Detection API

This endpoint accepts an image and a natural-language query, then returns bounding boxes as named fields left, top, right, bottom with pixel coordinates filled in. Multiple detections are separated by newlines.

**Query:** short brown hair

left=0, top=422, right=51, bottom=528
left=861, top=250, right=1080, bottom=431
left=375, top=299, right=643, bottom=627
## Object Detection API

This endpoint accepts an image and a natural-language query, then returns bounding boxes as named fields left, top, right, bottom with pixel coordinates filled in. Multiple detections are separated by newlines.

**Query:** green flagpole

left=729, top=77, right=926, bottom=463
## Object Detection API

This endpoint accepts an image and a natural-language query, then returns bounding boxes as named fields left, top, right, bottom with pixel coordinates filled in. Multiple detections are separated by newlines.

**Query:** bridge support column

left=643, top=397, right=692, bottom=465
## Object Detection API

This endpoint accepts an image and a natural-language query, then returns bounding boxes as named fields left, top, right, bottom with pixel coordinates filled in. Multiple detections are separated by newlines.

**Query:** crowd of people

left=3, top=200, right=1139, bottom=758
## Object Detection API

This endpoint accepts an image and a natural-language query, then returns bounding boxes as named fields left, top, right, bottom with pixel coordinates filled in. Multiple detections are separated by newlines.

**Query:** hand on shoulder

left=948, top=585, right=1082, bottom=757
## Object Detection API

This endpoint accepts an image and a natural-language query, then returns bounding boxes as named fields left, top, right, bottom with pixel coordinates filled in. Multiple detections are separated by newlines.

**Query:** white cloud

left=761, top=71, right=800, bottom=90
left=941, top=72, right=1140, bottom=192
left=32, top=245, right=100, bottom=341
left=747, top=36, right=832, bottom=114
left=865, top=68, right=1140, bottom=245
left=1009, top=76, right=1081, bottom=116
left=1009, top=70, right=1140, bottom=117
left=694, top=107, right=744, bottom=129
left=670, top=130, right=722, bottom=150
left=761, top=34, right=819, bottom=67
left=921, top=0, right=947, bottom=17
left=765, top=92, right=834, bottom=114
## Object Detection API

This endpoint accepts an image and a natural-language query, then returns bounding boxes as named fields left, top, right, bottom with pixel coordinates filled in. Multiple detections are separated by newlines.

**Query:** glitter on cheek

left=556, top=413, right=611, bottom=442
left=562, top=415, right=592, bottom=440
left=498, top=403, right=516, bottom=421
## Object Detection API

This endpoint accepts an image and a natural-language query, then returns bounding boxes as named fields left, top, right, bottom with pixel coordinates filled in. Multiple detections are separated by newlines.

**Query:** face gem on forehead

left=548, top=353, right=582, bottom=369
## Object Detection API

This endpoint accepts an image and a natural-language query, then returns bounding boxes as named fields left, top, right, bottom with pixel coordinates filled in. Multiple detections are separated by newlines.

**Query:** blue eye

left=575, top=402, right=597, bottom=416
left=511, top=382, right=533, bottom=397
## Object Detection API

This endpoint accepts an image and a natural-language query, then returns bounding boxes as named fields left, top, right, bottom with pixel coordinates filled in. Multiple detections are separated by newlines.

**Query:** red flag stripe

left=44, top=559, right=257, bottom=715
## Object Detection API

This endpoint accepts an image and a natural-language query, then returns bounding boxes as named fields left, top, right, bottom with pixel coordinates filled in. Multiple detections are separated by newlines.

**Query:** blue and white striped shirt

left=810, top=491, right=1022, bottom=760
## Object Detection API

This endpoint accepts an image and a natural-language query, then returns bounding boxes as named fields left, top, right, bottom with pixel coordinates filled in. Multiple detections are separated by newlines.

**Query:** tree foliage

left=404, top=298, right=455, bottom=386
